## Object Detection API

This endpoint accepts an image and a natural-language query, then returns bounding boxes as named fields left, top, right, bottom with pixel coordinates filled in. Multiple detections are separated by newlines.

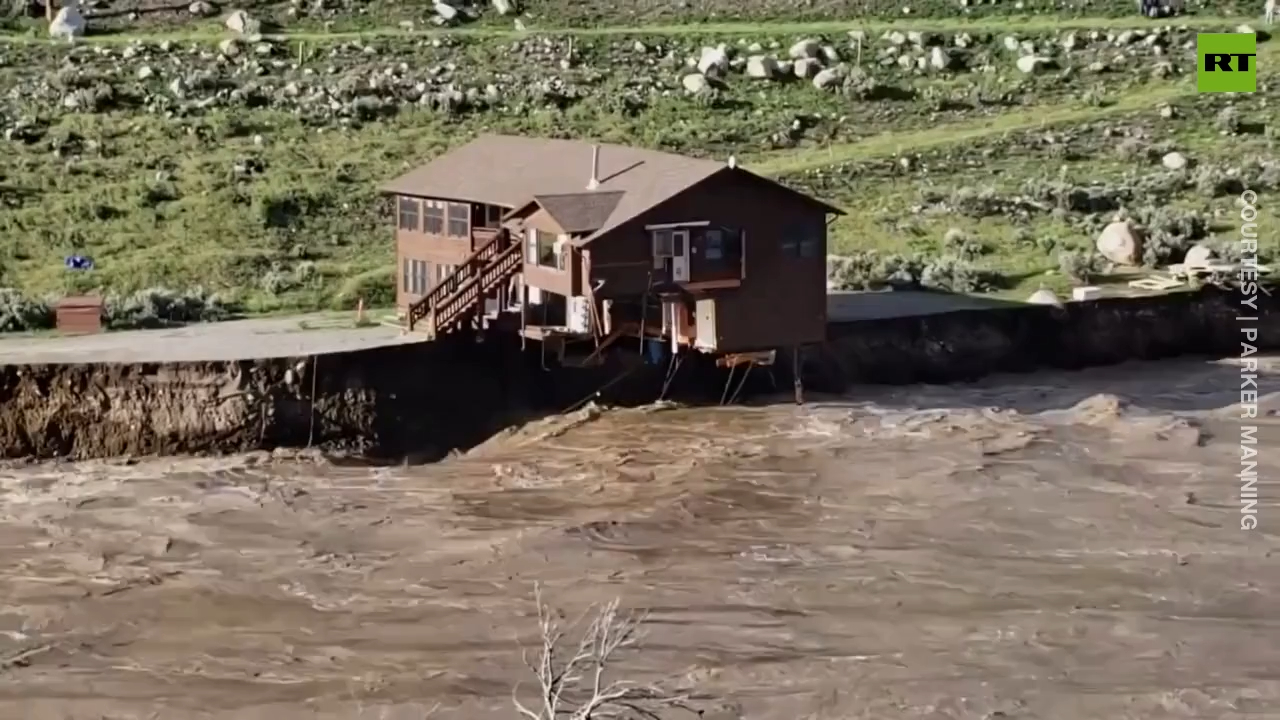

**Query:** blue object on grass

left=65, top=255, right=94, bottom=270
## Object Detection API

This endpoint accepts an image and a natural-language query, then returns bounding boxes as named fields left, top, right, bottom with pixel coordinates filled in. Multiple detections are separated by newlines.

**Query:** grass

left=0, top=11, right=1274, bottom=320
left=0, top=13, right=1259, bottom=42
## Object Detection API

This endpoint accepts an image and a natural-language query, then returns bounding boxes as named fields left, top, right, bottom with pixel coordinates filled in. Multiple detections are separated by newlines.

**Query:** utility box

left=56, top=296, right=104, bottom=335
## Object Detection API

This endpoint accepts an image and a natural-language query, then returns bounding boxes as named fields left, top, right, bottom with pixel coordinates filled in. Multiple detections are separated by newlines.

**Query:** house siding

left=394, top=195, right=474, bottom=311
left=589, top=169, right=828, bottom=352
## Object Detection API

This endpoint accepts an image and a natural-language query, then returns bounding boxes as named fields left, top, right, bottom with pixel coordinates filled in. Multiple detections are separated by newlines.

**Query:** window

left=404, top=259, right=430, bottom=295
left=783, top=221, right=823, bottom=258
left=652, top=230, right=674, bottom=257
left=397, top=197, right=420, bottom=231
left=485, top=205, right=505, bottom=228
left=424, top=201, right=445, bottom=235
left=704, top=229, right=723, bottom=261
left=447, top=202, right=470, bottom=238
left=535, top=230, right=559, bottom=268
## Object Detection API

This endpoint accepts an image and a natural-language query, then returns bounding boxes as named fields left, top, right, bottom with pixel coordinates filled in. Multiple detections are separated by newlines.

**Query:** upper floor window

left=702, top=227, right=742, bottom=263
left=397, top=197, right=420, bottom=231
left=447, top=202, right=470, bottom=237
left=423, top=200, right=445, bottom=234
left=782, top=221, right=823, bottom=259
left=484, top=204, right=505, bottom=228
left=533, top=230, right=562, bottom=269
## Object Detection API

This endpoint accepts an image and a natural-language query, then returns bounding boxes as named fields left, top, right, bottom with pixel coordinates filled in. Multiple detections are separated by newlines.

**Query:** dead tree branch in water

left=513, top=583, right=692, bottom=720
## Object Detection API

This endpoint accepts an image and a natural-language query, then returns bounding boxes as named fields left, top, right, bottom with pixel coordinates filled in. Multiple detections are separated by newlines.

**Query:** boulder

left=681, top=73, right=711, bottom=94
left=812, top=66, right=845, bottom=90
left=697, top=45, right=730, bottom=76
left=1095, top=221, right=1143, bottom=266
left=793, top=57, right=822, bottom=78
left=788, top=38, right=821, bottom=59
left=224, top=9, right=260, bottom=34
left=49, top=3, right=85, bottom=39
left=1016, top=55, right=1054, bottom=74
left=745, top=55, right=779, bottom=79
left=1162, top=151, right=1188, bottom=170
left=1183, top=243, right=1216, bottom=267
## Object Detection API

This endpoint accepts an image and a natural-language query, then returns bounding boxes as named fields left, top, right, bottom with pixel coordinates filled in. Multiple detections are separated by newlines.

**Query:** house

left=380, top=134, right=843, bottom=360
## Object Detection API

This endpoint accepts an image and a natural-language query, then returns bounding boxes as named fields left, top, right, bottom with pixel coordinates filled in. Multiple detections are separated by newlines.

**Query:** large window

left=702, top=227, right=742, bottom=263
left=397, top=197, right=420, bottom=231
left=447, top=202, right=470, bottom=237
left=423, top=201, right=445, bottom=235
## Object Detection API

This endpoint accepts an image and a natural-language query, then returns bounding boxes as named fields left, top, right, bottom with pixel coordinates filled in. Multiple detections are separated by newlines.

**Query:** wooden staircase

left=407, top=229, right=523, bottom=338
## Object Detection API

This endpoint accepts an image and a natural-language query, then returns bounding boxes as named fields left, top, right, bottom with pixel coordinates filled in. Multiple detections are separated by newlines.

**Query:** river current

left=1, top=357, right=1277, bottom=720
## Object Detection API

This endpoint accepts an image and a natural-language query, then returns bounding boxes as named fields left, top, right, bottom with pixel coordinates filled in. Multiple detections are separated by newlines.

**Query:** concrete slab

left=0, top=292, right=1025, bottom=365
left=0, top=314, right=426, bottom=365
left=826, top=290, right=1025, bottom=323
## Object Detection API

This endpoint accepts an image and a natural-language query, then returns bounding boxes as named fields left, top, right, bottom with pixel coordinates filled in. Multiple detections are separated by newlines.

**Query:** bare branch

left=512, top=585, right=692, bottom=720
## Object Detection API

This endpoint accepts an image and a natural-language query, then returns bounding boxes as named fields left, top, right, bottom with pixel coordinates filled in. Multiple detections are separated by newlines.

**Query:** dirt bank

left=0, top=287, right=1271, bottom=461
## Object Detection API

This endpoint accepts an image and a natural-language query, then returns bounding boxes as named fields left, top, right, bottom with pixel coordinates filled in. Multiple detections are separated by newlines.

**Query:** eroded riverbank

left=0, top=287, right=1271, bottom=462
left=1, top=357, right=1277, bottom=719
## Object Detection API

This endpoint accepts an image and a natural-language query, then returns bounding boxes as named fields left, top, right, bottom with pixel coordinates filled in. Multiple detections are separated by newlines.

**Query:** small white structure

left=1072, top=286, right=1103, bottom=301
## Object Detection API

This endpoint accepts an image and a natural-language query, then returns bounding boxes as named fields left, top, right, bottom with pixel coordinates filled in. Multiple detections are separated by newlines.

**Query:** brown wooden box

left=56, top=296, right=105, bottom=335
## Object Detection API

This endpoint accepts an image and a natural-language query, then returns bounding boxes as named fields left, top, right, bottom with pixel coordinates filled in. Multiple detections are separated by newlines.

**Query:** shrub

left=920, top=256, right=1004, bottom=293
left=104, top=287, right=235, bottom=330
left=1057, top=250, right=1108, bottom=284
left=941, top=228, right=988, bottom=260
left=0, top=289, right=54, bottom=333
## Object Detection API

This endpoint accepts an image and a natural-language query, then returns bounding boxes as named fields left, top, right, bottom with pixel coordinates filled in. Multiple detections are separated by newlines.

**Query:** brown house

left=381, top=134, right=842, bottom=357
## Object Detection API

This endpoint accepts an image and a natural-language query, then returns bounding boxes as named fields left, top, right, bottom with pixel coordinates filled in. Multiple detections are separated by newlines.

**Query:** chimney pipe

left=586, top=144, right=600, bottom=190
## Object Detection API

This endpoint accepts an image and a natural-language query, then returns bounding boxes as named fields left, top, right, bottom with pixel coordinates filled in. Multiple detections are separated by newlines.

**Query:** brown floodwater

left=1, top=357, right=1278, bottom=720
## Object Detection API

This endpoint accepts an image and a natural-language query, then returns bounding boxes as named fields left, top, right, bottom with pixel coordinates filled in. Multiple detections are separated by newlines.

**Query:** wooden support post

left=792, top=346, right=804, bottom=405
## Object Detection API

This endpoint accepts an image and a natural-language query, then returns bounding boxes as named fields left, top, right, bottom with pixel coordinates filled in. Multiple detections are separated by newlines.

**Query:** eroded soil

left=1, top=357, right=1278, bottom=720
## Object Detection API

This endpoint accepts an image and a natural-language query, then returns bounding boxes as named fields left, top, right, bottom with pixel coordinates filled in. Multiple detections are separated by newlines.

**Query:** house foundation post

left=792, top=345, right=804, bottom=405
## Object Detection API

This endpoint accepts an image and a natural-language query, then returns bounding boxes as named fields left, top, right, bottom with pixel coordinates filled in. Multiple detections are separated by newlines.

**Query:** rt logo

left=1197, top=33, right=1257, bottom=92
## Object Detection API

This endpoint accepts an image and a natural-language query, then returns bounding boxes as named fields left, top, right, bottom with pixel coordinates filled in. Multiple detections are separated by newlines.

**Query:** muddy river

left=1, top=357, right=1277, bottom=720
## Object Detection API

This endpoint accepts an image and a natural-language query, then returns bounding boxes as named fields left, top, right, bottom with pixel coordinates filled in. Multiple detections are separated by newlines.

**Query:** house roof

left=381, top=134, right=843, bottom=243
left=522, top=191, right=626, bottom=234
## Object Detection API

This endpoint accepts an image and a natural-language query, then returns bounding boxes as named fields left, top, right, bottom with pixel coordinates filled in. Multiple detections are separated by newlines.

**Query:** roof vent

left=586, top=144, right=600, bottom=190
left=727, top=155, right=737, bottom=169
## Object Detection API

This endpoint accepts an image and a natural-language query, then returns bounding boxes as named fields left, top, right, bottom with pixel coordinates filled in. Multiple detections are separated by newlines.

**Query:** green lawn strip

left=0, top=13, right=1254, bottom=44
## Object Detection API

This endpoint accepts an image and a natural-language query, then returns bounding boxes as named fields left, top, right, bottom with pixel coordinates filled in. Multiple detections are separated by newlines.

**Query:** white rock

left=696, top=45, right=730, bottom=76
left=1161, top=151, right=1188, bottom=170
left=681, top=73, right=710, bottom=94
left=793, top=57, right=822, bottom=78
left=434, top=1, right=458, bottom=21
left=788, top=38, right=821, bottom=59
left=491, top=0, right=513, bottom=14
left=1096, top=221, right=1143, bottom=266
left=1026, top=289, right=1063, bottom=306
left=745, top=55, right=779, bottom=79
left=49, top=4, right=86, bottom=40
left=812, top=66, right=845, bottom=90
left=188, top=1, right=215, bottom=17
left=929, top=46, right=952, bottom=70
left=218, top=37, right=240, bottom=56
left=224, top=9, right=259, bottom=34
left=1183, top=243, right=1216, bottom=267
left=1016, top=55, right=1053, bottom=74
